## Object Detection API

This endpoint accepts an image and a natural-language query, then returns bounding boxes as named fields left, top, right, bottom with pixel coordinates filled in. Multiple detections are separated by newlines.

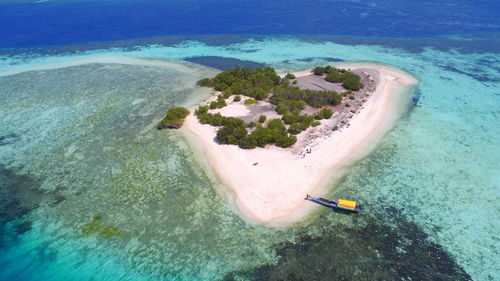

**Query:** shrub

left=216, top=125, right=248, bottom=145
left=311, top=121, right=321, bottom=127
left=276, top=101, right=289, bottom=115
left=276, top=134, right=297, bottom=148
left=287, top=123, right=304, bottom=135
left=283, top=112, right=314, bottom=125
left=342, top=72, right=364, bottom=91
left=323, top=108, right=333, bottom=119
left=285, top=73, right=296, bottom=79
left=258, top=115, right=267, bottom=123
left=219, top=97, right=227, bottom=105
left=233, top=95, right=241, bottom=102
left=282, top=113, right=300, bottom=125
left=157, top=107, right=190, bottom=129
left=325, top=71, right=343, bottom=83
left=223, top=116, right=245, bottom=127
left=332, top=126, right=339, bottom=131
left=196, top=112, right=244, bottom=127
left=195, top=105, right=209, bottom=115
left=325, top=70, right=363, bottom=91
left=238, top=136, right=257, bottom=149
left=205, top=67, right=281, bottom=98
left=229, top=81, right=245, bottom=95
left=271, top=87, right=341, bottom=108
left=250, top=127, right=277, bottom=147
left=315, top=108, right=333, bottom=119
left=222, top=89, right=233, bottom=99
left=244, top=99, right=257, bottom=105
left=349, top=96, right=355, bottom=100
left=197, top=78, right=211, bottom=87
left=313, top=66, right=325, bottom=76
left=208, top=113, right=225, bottom=126
left=247, top=121, right=257, bottom=128
left=276, top=100, right=306, bottom=115
left=267, top=119, right=286, bottom=133
left=345, top=103, right=351, bottom=107
left=210, top=96, right=227, bottom=109
left=253, top=87, right=269, bottom=100
left=292, top=80, right=298, bottom=84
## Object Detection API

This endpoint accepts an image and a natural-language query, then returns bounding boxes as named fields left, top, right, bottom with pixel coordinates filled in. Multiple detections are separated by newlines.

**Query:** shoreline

left=182, top=62, right=418, bottom=226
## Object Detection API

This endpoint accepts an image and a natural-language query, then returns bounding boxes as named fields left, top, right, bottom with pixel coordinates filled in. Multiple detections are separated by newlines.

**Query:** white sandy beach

left=183, top=63, right=418, bottom=226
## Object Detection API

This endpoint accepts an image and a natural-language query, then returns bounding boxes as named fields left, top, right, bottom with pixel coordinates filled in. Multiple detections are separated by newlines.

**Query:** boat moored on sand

left=305, top=194, right=362, bottom=213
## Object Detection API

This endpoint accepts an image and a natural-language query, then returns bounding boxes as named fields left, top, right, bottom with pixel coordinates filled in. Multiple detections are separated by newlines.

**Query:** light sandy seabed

left=184, top=62, right=418, bottom=226
left=0, top=55, right=206, bottom=77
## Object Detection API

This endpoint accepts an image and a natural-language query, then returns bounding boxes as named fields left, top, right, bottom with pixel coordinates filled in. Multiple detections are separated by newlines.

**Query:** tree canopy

left=321, top=66, right=364, bottom=91
left=193, top=65, right=365, bottom=149
left=157, top=107, right=190, bottom=129
left=197, top=67, right=281, bottom=100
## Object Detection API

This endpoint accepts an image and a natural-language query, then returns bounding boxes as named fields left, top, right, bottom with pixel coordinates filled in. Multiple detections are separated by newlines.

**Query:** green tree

left=325, top=71, right=343, bottom=83
left=315, top=108, right=333, bottom=119
left=197, top=78, right=211, bottom=87
left=250, top=127, right=276, bottom=147
left=313, top=66, right=325, bottom=76
left=157, top=107, right=190, bottom=129
left=195, top=105, right=209, bottom=115
left=342, top=72, right=364, bottom=91
left=238, top=136, right=257, bottom=149
left=216, top=125, right=248, bottom=145
left=267, top=119, right=286, bottom=133
left=276, top=134, right=297, bottom=148
left=253, top=87, right=269, bottom=100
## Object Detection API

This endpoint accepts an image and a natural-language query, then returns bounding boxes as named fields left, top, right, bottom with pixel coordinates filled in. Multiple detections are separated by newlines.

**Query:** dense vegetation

left=195, top=66, right=364, bottom=149
left=196, top=108, right=297, bottom=149
left=210, top=95, right=227, bottom=109
left=313, top=65, right=364, bottom=91
left=157, top=107, right=190, bottom=129
left=197, top=67, right=281, bottom=100
left=315, top=108, right=333, bottom=119
left=271, top=86, right=341, bottom=109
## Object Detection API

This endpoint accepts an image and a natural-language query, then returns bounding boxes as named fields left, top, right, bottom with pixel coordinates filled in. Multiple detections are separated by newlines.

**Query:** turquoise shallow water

left=0, top=37, right=499, bottom=280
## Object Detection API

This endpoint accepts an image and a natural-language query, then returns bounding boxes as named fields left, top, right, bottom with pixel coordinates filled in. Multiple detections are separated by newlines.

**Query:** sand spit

left=183, top=62, right=418, bottom=226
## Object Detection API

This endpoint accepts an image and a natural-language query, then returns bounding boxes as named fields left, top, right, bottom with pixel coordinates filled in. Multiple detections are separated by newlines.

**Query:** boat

left=304, top=194, right=362, bottom=213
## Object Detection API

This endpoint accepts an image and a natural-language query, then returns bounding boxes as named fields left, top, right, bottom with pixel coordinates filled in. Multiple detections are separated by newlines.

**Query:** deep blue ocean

left=0, top=1, right=499, bottom=281
left=1, top=0, right=499, bottom=48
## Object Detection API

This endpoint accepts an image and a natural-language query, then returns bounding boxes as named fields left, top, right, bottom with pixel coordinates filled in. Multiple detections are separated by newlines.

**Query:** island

left=174, top=62, right=417, bottom=226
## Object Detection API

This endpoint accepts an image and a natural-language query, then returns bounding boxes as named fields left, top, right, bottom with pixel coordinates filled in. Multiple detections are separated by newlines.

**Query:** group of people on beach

left=301, top=148, right=312, bottom=158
